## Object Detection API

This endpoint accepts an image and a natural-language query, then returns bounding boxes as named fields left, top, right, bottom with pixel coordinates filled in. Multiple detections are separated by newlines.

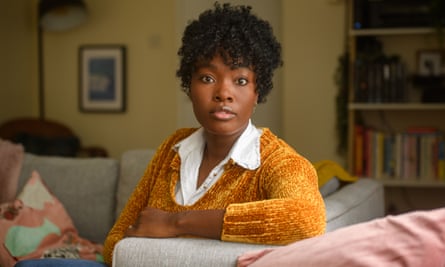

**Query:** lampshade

left=39, top=0, right=88, bottom=31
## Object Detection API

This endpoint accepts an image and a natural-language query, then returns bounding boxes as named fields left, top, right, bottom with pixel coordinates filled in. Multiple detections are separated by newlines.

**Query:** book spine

left=374, top=131, right=384, bottom=178
left=354, top=125, right=365, bottom=176
left=438, top=138, right=445, bottom=181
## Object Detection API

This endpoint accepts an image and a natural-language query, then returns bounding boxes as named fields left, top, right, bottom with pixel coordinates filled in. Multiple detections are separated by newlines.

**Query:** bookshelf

left=350, top=27, right=435, bottom=37
left=349, top=103, right=445, bottom=111
left=346, top=1, right=445, bottom=195
left=381, top=178, right=445, bottom=188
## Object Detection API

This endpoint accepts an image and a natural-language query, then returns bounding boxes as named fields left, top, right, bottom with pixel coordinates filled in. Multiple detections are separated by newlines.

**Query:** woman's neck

left=203, top=133, right=239, bottom=162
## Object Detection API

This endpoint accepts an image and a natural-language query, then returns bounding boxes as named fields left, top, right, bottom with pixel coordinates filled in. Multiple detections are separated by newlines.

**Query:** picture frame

left=417, top=50, right=443, bottom=76
left=79, top=45, right=126, bottom=112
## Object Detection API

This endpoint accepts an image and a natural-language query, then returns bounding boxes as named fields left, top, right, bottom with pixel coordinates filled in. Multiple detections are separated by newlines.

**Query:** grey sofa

left=16, top=149, right=385, bottom=266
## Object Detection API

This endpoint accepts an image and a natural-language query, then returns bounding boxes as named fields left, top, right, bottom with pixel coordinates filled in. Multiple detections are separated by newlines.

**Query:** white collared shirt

left=174, top=120, right=262, bottom=205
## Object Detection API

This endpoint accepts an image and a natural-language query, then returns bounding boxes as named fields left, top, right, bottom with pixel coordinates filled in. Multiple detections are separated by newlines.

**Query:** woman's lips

left=211, top=106, right=236, bottom=120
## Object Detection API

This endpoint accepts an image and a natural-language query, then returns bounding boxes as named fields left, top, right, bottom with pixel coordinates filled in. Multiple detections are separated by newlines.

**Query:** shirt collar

left=174, top=120, right=261, bottom=170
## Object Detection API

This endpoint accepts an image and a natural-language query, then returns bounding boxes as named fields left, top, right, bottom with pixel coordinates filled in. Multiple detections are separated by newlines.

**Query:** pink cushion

left=0, top=171, right=103, bottom=267
left=0, top=139, right=24, bottom=203
left=238, top=208, right=445, bottom=267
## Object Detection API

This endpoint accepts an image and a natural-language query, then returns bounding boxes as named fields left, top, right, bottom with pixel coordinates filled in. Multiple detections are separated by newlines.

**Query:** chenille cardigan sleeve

left=103, top=128, right=326, bottom=265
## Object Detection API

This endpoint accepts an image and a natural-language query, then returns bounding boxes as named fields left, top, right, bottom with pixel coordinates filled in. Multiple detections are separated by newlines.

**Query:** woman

left=103, top=2, right=325, bottom=265
left=14, top=3, right=325, bottom=267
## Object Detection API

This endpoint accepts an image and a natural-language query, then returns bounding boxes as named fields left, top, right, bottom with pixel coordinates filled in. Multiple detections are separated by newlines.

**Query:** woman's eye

left=237, top=78, right=248, bottom=86
left=200, top=75, right=214, bottom=83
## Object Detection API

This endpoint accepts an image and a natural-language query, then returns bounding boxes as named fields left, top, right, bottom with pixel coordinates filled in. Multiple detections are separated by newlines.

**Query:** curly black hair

left=176, top=2, right=283, bottom=103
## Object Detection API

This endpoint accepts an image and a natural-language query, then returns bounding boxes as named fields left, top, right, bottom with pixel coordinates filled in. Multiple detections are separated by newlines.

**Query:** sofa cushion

left=116, top=149, right=155, bottom=218
left=319, top=177, right=340, bottom=197
left=0, top=171, right=103, bottom=267
left=0, top=139, right=24, bottom=203
left=324, top=178, right=384, bottom=232
left=17, top=153, right=119, bottom=243
left=313, top=160, right=358, bottom=188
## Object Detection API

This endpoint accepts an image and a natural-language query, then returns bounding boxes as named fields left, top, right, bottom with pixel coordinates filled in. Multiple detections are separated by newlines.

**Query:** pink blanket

left=238, top=208, right=445, bottom=267
left=0, top=139, right=24, bottom=203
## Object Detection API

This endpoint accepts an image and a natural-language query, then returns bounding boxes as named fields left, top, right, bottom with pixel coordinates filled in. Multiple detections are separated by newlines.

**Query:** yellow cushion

left=313, top=160, right=358, bottom=188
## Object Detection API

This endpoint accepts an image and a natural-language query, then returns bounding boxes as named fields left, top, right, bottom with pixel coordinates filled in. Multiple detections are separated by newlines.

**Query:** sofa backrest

left=116, top=149, right=156, bottom=218
left=17, top=153, right=119, bottom=243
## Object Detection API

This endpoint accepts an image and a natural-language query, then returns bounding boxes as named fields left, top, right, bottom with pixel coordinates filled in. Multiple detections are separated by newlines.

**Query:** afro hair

left=176, top=2, right=283, bottom=103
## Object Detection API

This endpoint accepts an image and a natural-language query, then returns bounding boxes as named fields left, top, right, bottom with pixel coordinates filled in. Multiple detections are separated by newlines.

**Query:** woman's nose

left=214, top=80, right=233, bottom=102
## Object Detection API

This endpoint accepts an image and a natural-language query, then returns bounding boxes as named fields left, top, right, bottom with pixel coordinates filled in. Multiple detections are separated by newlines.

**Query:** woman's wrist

left=173, top=209, right=225, bottom=239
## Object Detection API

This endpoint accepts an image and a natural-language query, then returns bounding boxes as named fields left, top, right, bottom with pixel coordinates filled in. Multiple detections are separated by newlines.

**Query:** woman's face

left=189, top=54, right=258, bottom=137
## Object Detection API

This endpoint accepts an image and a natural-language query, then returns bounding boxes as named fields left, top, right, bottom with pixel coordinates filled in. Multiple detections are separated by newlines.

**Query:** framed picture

left=417, top=50, right=443, bottom=76
left=79, top=45, right=126, bottom=112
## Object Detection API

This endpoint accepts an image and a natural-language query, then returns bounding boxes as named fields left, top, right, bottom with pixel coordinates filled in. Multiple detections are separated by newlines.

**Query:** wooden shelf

left=372, top=177, right=445, bottom=188
left=348, top=103, right=445, bottom=111
left=350, top=27, right=434, bottom=37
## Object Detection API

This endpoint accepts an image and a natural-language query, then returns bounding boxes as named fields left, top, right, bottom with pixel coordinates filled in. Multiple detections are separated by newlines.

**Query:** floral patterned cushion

left=0, top=171, right=103, bottom=267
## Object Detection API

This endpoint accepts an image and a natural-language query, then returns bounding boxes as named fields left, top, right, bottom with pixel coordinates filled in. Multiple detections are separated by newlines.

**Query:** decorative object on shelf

left=37, top=0, right=88, bottom=120
left=413, top=50, right=445, bottom=102
left=417, top=50, right=444, bottom=76
left=78, top=45, right=127, bottom=113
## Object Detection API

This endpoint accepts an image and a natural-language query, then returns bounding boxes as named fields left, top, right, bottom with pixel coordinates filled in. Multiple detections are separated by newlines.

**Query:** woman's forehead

left=195, top=52, right=251, bottom=69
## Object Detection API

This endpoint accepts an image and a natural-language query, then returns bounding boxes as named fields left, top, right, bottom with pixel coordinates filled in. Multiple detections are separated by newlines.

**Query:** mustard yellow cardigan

left=103, top=128, right=326, bottom=264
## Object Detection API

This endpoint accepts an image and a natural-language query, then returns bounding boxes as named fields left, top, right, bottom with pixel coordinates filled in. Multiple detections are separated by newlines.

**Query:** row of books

left=353, top=56, right=407, bottom=103
left=353, top=125, right=445, bottom=181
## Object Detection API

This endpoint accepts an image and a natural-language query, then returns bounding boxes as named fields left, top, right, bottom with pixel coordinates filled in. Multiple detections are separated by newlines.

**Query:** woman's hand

left=124, top=207, right=225, bottom=239
left=125, top=207, right=179, bottom=238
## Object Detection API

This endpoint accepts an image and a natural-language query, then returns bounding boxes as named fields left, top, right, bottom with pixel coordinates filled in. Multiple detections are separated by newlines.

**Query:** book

left=438, top=138, right=445, bottom=181
left=354, top=125, right=365, bottom=176
left=383, top=134, right=395, bottom=177
left=374, top=131, right=385, bottom=178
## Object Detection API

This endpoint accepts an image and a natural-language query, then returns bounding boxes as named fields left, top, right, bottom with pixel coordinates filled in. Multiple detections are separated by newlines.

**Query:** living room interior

left=0, top=0, right=345, bottom=163
left=1, top=0, right=445, bottom=266
left=2, top=0, right=445, bottom=215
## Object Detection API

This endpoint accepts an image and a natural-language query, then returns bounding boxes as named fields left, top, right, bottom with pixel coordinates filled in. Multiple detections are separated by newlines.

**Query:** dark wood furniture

left=0, top=117, right=107, bottom=157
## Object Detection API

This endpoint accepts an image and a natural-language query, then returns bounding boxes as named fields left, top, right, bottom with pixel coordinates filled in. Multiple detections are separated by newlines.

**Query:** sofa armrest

left=112, top=237, right=274, bottom=267
left=325, top=178, right=385, bottom=232
left=112, top=179, right=385, bottom=267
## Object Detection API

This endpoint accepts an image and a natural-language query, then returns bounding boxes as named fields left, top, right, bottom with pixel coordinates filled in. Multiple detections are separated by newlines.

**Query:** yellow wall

left=45, top=1, right=178, bottom=158
left=282, top=0, right=345, bottom=164
left=0, top=1, right=38, bottom=119
left=0, top=0, right=347, bottom=164
left=0, top=0, right=179, bottom=158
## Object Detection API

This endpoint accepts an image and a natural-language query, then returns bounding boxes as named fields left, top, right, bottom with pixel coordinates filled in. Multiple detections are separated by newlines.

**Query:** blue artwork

left=88, top=58, right=116, bottom=101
